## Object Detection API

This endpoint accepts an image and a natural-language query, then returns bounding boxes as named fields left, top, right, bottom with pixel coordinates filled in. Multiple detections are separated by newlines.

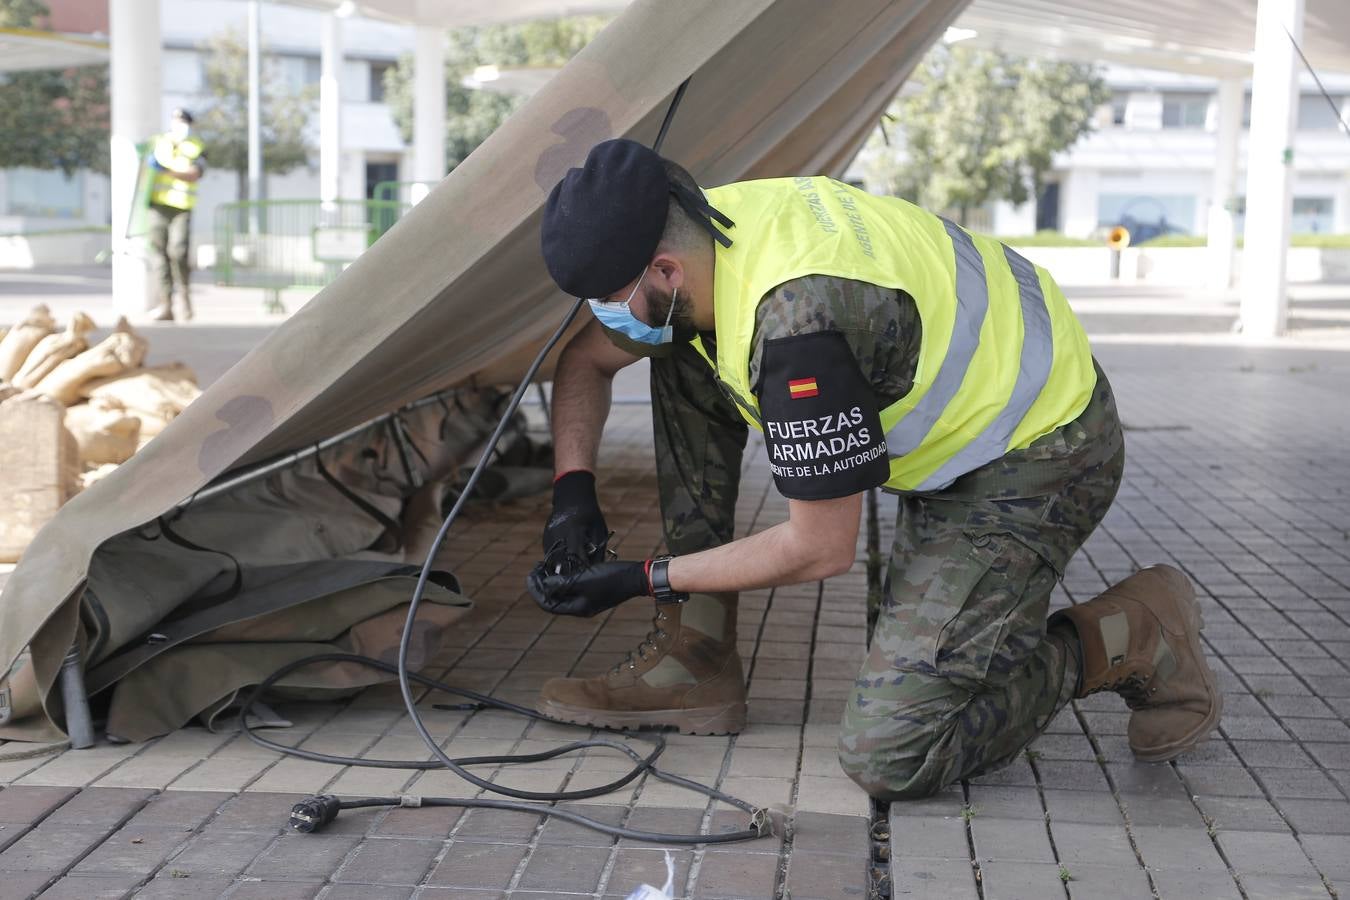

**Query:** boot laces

left=1105, top=672, right=1154, bottom=707
left=614, top=609, right=670, bottom=672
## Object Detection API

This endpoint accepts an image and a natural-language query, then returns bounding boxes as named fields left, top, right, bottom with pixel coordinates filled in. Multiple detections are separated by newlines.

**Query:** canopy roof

left=960, top=0, right=1350, bottom=76
left=0, top=27, right=107, bottom=72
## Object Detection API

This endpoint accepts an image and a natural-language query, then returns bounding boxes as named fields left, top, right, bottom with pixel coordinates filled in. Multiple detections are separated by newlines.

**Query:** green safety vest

left=691, top=176, right=1097, bottom=493
left=149, top=134, right=204, bottom=211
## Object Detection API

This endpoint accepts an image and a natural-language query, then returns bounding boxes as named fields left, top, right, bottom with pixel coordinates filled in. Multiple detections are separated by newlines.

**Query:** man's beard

left=643, top=283, right=697, bottom=340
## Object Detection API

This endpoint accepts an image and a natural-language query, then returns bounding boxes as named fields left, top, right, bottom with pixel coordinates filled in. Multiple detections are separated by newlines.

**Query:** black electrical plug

left=289, top=794, right=341, bottom=833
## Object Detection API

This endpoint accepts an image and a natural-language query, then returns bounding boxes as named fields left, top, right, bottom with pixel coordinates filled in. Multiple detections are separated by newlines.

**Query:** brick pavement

left=1, top=285, right=1349, bottom=898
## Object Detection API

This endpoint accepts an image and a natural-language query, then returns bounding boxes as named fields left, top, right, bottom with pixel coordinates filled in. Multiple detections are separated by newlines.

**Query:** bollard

left=59, top=643, right=96, bottom=749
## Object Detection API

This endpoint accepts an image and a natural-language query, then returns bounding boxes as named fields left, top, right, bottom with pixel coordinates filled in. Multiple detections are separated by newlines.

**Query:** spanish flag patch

left=787, top=377, right=819, bottom=399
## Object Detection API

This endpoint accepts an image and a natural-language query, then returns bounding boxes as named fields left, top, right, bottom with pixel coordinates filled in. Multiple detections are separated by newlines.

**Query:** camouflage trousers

left=650, top=343, right=1125, bottom=800
left=838, top=364, right=1125, bottom=798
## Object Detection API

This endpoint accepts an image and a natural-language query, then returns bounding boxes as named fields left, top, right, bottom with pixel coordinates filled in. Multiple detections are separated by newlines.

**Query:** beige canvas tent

left=0, top=0, right=966, bottom=743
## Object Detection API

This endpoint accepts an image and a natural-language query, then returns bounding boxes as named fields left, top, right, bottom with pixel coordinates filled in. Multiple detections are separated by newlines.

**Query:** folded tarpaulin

left=0, top=0, right=966, bottom=742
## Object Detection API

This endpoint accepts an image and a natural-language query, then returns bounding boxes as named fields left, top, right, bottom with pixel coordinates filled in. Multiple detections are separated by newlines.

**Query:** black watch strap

left=647, top=555, right=689, bottom=604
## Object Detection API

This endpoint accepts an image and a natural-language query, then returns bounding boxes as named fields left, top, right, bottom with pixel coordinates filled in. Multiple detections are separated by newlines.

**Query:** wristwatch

left=647, top=555, right=689, bottom=604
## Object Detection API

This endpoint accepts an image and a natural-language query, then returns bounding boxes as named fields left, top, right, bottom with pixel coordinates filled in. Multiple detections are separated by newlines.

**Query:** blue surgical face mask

left=587, top=268, right=677, bottom=346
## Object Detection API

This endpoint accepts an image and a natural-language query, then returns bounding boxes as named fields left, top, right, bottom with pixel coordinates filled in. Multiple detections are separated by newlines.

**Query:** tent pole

left=177, top=389, right=456, bottom=511
left=60, top=643, right=95, bottom=749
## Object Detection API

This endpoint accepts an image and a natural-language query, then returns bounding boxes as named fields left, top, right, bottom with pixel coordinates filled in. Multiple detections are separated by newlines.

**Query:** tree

left=0, top=0, right=109, bottom=175
left=384, top=16, right=610, bottom=173
left=863, top=45, right=1108, bottom=226
left=194, top=28, right=315, bottom=201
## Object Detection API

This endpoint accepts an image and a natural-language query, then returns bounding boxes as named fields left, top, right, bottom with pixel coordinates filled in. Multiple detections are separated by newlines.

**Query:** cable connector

left=398, top=794, right=423, bottom=808
left=289, top=794, right=341, bottom=833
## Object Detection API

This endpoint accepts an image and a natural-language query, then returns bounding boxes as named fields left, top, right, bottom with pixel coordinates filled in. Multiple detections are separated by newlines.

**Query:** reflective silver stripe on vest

left=885, top=219, right=989, bottom=456
left=910, top=245, right=1055, bottom=492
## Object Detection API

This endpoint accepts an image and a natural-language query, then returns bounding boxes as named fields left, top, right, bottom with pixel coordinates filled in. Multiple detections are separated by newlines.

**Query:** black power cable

left=244, top=77, right=773, bottom=845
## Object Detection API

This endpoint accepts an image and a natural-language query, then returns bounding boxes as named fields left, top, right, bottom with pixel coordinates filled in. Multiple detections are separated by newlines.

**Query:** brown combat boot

left=1051, top=565, right=1222, bottom=762
left=537, top=592, right=747, bottom=735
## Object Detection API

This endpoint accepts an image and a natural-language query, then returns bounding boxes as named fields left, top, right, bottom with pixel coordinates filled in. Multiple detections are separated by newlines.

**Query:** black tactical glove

left=541, top=470, right=610, bottom=575
left=527, top=559, right=650, bottom=617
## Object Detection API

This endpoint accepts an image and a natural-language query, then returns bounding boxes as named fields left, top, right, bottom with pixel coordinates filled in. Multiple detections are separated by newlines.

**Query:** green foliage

left=384, top=16, right=610, bottom=172
left=999, top=231, right=1101, bottom=247
left=0, top=0, right=109, bottom=175
left=864, top=46, right=1108, bottom=225
left=194, top=28, right=315, bottom=199
left=1138, top=233, right=1350, bottom=248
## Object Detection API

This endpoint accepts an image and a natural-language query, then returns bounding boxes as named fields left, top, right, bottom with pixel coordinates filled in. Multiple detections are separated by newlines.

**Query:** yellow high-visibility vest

left=691, top=176, right=1097, bottom=493
left=149, top=134, right=204, bottom=211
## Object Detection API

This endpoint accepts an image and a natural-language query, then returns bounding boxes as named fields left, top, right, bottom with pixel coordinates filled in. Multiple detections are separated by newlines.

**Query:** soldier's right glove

left=541, top=469, right=610, bottom=575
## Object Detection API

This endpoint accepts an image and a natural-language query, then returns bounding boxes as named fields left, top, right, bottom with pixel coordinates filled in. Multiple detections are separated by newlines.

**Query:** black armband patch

left=758, top=331, right=890, bottom=500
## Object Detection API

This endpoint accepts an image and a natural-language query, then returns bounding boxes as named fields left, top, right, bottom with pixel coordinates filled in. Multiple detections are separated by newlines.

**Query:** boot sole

left=537, top=699, right=747, bottom=736
left=1131, top=570, right=1224, bottom=763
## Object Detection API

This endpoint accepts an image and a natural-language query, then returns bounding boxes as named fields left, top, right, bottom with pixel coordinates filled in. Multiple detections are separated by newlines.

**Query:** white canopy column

left=319, top=11, right=344, bottom=205
left=1206, top=79, right=1243, bottom=295
left=1240, top=0, right=1305, bottom=337
left=108, top=0, right=162, bottom=316
left=412, top=25, right=446, bottom=203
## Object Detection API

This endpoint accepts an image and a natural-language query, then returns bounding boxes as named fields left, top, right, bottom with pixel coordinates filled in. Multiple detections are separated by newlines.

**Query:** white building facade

left=993, top=65, right=1350, bottom=238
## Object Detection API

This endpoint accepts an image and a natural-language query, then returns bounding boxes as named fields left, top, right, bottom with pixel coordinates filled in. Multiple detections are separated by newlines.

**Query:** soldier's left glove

left=527, top=559, right=650, bottom=617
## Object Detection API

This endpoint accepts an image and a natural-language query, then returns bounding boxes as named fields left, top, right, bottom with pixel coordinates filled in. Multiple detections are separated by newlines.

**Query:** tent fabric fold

left=0, top=0, right=966, bottom=742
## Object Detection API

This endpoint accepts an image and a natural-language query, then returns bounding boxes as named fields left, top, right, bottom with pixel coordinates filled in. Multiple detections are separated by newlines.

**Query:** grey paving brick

left=961, top=786, right=1046, bottom=820
left=246, top=833, right=363, bottom=880
left=970, top=816, right=1055, bottom=863
left=417, top=891, right=506, bottom=900
left=1306, top=741, right=1350, bottom=769
left=0, top=871, right=52, bottom=900
left=1120, top=796, right=1205, bottom=828
left=125, top=791, right=224, bottom=830
left=0, top=786, right=76, bottom=824
left=123, top=873, right=236, bottom=898
left=72, top=824, right=191, bottom=876
left=1272, top=798, right=1350, bottom=834
left=1231, top=740, right=1315, bottom=768
left=1057, top=862, right=1152, bottom=899
left=890, top=814, right=969, bottom=859
left=691, top=850, right=780, bottom=899
left=333, top=836, right=440, bottom=885
left=165, top=826, right=275, bottom=876
left=228, top=880, right=323, bottom=898
left=373, top=804, right=463, bottom=838
left=33, top=873, right=141, bottom=899
left=1254, top=766, right=1343, bottom=799
left=978, top=861, right=1069, bottom=900
left=451, top=808, right=540, bottom=843
left=516, top=843, right=610, bottom=893
left=426, top=841, right=528, bottom=889
left=1033, top=759, right=1112, bottom=791
left=1195, top=796, right=1290, bottom=832
left=791, top=812, right=869, bottom=854
left=887, top=858, right=979, bottom=900
left=0, top=823, right=109, bottom=872
left=1130, top=825, right=1228, bottom=872
left=783, top=849, right=868, bottom=898
left=1300, top=834, right=1350, bottom=879
left=1149, top=868, right=1244, bottom=900
left=1050, top=823, right=1139, bottom=869
left=44, top=787, right=152, bottom=826
left=1107, top=763, right=1191, bottom=797
left=1175, top=764, right=1265, bottom=798
left=1041, top=789, right=1124, bottom=825
left=1237, top=874, right=1333, bottom=900
left=618, top=807, right=705, bottom=847
left=1217, top=831, right=1318, bottom=877
left=319, top=886, right=414, bottom=900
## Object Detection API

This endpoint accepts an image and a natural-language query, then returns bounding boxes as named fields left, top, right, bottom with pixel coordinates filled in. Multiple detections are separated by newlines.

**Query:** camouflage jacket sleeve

left=748, top=275, right=921, bottom=408
left=748, top=275, right=921, bottom=500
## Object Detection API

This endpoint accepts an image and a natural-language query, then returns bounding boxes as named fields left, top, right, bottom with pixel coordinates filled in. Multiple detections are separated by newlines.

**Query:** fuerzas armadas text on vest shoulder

left=766, top=406, right=887, bottom=474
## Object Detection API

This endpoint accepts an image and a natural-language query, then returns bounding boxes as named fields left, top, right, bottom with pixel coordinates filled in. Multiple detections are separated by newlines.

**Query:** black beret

left=541, top=139, right=669, bottom=299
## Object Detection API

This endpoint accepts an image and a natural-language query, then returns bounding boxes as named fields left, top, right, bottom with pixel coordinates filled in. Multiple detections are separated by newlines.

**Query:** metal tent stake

left=60, top=643, right=96, bottom=749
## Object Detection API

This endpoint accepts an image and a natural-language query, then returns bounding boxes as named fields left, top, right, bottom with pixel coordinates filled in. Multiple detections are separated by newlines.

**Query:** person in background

left=147, top=108, right=205, bottom=322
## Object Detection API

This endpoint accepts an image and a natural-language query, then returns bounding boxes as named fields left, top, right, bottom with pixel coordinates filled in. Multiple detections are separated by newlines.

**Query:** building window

left=1161, top=92, right=1209, bottom=129
left=1292, top=196, right=1334, bottom=233
left=1298, top=94, right=1347, bottom=130
left=1110, top=92, right=1128, bottom=126
left=4, top=168, right=83, bottom=218
left=369, top=61, right=393, bottom=103
left=1097, top=193, right=1196, bottom=237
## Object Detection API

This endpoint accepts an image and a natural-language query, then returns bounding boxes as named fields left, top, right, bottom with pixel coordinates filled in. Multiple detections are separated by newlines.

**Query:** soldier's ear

left=650, top=255, right=684, bottom=291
